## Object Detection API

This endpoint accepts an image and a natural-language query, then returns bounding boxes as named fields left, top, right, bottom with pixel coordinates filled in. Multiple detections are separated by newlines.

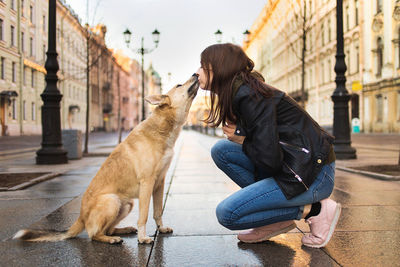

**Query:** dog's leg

left=138, top=180, right=155, bottom=244
left=86, top=194, right=123, bottom=244
left=153, top=179, right=173, bottom=234
left=108, top=199, right=137, bottom=235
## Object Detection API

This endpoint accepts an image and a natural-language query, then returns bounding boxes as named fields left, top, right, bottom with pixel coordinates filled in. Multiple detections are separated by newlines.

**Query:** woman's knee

left=215, top=201, right=238, bottom=230
left=211, top=140, right=230, bottom=162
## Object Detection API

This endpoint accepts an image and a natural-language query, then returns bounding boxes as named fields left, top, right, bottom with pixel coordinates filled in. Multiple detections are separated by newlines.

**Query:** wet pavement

left=0, top=130, right=399, bottom=266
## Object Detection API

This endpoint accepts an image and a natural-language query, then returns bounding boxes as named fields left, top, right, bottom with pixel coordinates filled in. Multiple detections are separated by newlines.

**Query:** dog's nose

left=192, top=73, right=199, bottom=78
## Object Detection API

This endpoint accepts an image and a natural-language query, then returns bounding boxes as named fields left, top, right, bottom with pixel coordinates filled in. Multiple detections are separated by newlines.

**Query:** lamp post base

left=333, top=143, right=357, bottom=160
left=36, top=148, right=68, bottom=164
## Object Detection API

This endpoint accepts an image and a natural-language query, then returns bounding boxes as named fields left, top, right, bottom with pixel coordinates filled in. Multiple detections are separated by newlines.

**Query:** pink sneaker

left=237, top=220, right=296, bottom=243
left=302, top=198, right=341, bottom=248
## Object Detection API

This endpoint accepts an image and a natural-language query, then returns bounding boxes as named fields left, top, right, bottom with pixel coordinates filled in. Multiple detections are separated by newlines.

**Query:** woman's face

left=196, top=66, right=213, bottom=90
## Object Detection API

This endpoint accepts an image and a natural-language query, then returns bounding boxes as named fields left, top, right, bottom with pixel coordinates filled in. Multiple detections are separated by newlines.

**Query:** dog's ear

left=145, top=95, right=171, bottom=107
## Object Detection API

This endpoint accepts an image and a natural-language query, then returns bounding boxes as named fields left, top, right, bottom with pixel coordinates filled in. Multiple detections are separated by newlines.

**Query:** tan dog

left=13, top=74, right=199, bottom=244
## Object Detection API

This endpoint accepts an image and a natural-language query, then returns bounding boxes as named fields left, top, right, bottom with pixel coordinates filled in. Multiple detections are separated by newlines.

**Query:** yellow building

left=244, top=0, right=400, bottom=133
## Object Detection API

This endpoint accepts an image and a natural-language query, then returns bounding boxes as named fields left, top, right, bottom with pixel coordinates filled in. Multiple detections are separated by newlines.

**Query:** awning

left=0, top=90, right=18, bottom=98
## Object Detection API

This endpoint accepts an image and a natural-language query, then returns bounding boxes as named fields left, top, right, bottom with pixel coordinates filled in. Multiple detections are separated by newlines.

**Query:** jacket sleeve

left=236, top=91, right=283, bottom=175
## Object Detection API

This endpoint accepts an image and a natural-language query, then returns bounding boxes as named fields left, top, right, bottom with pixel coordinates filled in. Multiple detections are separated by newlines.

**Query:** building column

left=382, top=0, right=393, bottom=78
left=363, top=1, right=373, bottom=84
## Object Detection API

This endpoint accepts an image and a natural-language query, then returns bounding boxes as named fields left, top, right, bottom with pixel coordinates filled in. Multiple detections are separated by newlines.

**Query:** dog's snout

left=192, top=73, right=199, bottom=78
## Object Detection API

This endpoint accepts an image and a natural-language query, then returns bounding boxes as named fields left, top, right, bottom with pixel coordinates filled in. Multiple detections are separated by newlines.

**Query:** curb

left=0, top=172, right=61, bottom=191
left=336, top=166, right=400, bottom=181
left=83, top=152, right=110, bottom=157
left=0, top=147, right=40, bottom=157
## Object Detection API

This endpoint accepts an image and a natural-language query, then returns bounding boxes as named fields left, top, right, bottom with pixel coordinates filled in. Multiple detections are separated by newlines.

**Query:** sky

left=65, top=0, right=266, bottom=92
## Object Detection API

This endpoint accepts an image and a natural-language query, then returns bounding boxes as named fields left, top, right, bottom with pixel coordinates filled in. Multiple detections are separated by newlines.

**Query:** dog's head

left=145, top=74, right=199, bottom=123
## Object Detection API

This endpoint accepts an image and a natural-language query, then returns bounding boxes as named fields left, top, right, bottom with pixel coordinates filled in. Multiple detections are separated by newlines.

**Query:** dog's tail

left=13, top=217, right=84, bottom=242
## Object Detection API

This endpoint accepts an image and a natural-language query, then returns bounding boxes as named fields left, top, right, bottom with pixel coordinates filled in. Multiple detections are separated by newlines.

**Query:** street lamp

left=214, top=29, right=251, bottom=44
left=331, top=0, right=356, bottom=159
left=123, top=28, right=160, bottom=121
left=243, top=29, right=251, bottom=43
left=214, top=29, right=222, bottom=43
left=36, top=0, right=68, bottom=164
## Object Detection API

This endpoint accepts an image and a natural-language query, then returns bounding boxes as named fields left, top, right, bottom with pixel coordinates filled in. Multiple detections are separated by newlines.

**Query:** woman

left=195, top=43, right=341, bottom=248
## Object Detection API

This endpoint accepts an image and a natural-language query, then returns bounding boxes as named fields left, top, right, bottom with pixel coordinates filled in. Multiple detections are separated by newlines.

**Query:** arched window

left=398, top=28, right=400, bottom=69
left=377, top=37, right=383, bottom=76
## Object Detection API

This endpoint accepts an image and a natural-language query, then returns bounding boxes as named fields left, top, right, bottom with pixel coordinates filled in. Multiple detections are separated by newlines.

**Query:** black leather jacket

left=233, top=84, right=335, bottom=199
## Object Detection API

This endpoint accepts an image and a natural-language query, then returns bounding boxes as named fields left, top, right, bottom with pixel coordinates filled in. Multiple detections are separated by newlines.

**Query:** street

left=0, top=130, right=399, bottom=266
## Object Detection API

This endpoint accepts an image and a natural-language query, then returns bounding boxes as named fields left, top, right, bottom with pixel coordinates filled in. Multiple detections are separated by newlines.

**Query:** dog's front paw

left=109, top=236, right=123, bottom=244
left=159, top=226, right=173, bottom=234
left=138, top=236, right=154, bottom=244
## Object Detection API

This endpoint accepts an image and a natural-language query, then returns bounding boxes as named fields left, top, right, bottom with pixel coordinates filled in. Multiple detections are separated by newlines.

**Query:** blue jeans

left=212, top=139, right=335, bottom=230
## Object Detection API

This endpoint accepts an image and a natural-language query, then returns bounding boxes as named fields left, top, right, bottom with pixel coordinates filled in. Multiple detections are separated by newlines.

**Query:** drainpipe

left=17, top=0, right=24, bottom=135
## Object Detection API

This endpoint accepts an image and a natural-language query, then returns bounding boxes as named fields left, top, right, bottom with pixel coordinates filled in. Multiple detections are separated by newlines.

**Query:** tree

left=270, top=0, right=322, bottom=108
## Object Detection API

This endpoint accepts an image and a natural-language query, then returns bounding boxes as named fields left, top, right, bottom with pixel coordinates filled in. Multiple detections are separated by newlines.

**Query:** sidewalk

left=0, top=130, right=399, bottom=266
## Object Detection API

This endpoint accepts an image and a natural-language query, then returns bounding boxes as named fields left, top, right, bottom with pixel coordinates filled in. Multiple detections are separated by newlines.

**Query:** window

left=12, top=61, right=16, bottom=83
left=321, top=23, right=325, bottom=46
left=346, top=4, right=350, bottom=31
left=327, top=59, right=331, bottom=82
left=42, top=15, right=46, bottom=31
left=0, top=57, right=4, bottom=79
left=355, top=44, right=360, bottom=73
left=398, top=28, right=400, bottom=69
left=31, top=102, right=36, bottom=121
left=21, top=0, right=24, bottom=17
left=12, top=99, right=17, bottom=120
left=29, top=37, right=33, bottom=56
left=376, top=94, right=383, bottom=122
left=43, top=44, right=46, bottom=62
left=10, top=25, right=15, bottom=46
left=376, top=37, right=383, bottom=76
left=346, top=49, right=351, bottom=74
left=397, top=91, right=400, bottom=121
left=377, top=0, right=382, bottom=13
left=31, top=69, right=35, bottom=87
left=0, top=19, right=3, bottom=41
left=23, top=101, right=26, bottom=121
left=355, top=0, right=359, bottom=26
left=29, top=5, right=33, bottom=23
left=321, top=62, right=325, bottom=84
left=11, top=0, right=15, bottom=10
left=21, top=32, right=25, bottom=52
left=328, top=19, right=331, bottom=42
left=23, top=67, right=26, bottom=85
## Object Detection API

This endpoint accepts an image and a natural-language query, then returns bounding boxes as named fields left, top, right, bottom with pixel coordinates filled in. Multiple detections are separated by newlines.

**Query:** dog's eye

left=176, top=84, right=182, bottom=87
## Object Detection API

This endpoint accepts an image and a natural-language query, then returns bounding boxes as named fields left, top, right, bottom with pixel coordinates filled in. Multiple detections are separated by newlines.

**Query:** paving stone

left=0, top=237, right=151, bottom=267
left=149, top=234, right=339, bottom=267
left=323, top=231, right=400, bottom=267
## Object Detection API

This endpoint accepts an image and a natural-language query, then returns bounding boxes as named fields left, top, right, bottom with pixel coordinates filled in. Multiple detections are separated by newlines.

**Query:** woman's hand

left=222, top=122, right=245, bottom=145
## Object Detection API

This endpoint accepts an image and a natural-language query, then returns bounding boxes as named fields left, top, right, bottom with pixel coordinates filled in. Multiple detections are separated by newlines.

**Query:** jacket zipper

left=283, top=161, right=309, bottom=190
left=279, top=141, right=310, bottom=153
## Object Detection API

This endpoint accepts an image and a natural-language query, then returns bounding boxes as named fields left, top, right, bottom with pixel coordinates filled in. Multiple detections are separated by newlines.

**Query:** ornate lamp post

left=36, top=0, right=68, bottom=164
left=123, top=28, right=160, bottom=121
left=331, top=0, right=356, bottom=159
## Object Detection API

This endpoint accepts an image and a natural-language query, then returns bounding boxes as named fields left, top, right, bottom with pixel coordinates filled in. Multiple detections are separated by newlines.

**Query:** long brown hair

left=200, top=43, right=273, bottom=127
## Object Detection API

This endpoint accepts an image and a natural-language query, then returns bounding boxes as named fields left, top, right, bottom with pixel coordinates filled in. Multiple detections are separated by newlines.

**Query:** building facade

left=57, top=0, right=87, bottom=132
left=244, top=0, right=400, bottom=133
left=0, top=0, right=148, bottom=136
left=0, top=0, right=87, bottom=136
